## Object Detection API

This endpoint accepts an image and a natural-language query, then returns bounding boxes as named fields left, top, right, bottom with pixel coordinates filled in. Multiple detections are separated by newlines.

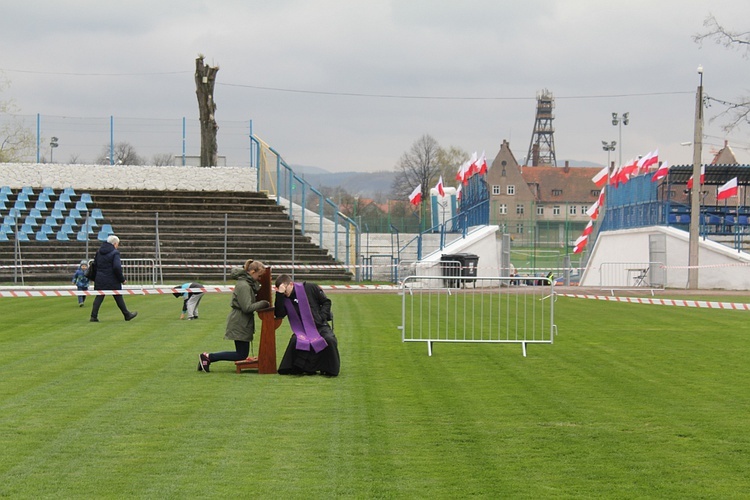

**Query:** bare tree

left=95, top=142, right=143, bottom=165
left=151, top=153, right=174, bottom=166
left=694, top=15, right=750, bottom=131
left=0, top=79, right=35, bottom=162
left=195, top=55, right=219, bottom=167
left=68, top=153, right=81, bottom=164
left=436, top=145, right=470, bottom=186
left=391, top=134, right=443, bottom=203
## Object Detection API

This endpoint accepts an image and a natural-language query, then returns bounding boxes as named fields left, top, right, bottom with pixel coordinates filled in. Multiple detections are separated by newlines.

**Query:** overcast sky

left=2, top=0, right=749, bottom=174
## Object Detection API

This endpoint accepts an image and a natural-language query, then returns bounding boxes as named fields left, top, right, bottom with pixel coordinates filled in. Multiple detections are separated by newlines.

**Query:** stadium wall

left=0, top=163, right=258, bottom=192
left=580, top=226, right=750, bottom=290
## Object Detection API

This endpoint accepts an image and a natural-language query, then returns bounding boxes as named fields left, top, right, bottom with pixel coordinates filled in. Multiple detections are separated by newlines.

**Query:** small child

left=72, top=260, right=90, bottom=307
left=173, top=282, right=204, bottom=320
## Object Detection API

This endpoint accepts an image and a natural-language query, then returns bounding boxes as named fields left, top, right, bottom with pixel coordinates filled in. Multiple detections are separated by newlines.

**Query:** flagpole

left=687, top=66, right=703, bottom=289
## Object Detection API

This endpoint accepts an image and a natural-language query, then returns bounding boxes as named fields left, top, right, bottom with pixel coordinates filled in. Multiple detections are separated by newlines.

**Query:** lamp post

left=601, top=140, right=616, bottom=170
left=49, top=136, right=58, bottom=163
left=611, top=112, right=629, bottom=166
left=688, top=66, right=704, bottom=289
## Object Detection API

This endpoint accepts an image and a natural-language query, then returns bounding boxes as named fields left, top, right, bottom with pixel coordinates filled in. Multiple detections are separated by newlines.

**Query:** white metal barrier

left=122, top=258, right=157, bottom=287
left=399, top=275, right=556, bottom=357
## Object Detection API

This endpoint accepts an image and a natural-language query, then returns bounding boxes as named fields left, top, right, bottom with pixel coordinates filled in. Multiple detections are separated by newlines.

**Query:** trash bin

left=440, top=253, right=479, bottom=288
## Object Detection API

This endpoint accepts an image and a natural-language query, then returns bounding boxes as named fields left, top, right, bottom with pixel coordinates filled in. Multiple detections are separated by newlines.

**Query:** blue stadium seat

left=13, top=199, right=27, bottom=211
left=0, top=200, right=6, bottom=211
left=41, top=187, right=55, bottom=196
left=16, top=192, right=30, bottom=202
left=20, top=223, right=34, bottom=234
left=23, top=215, right=38, bottom=227
left=29, top=208, right=42, bottom=218
left=80, top=193, right=93, bottom=204
left=53, top=200, right=67, bottom=211
left=40, top=224, right=54, bottom=235
left=34, top=199, right=47, bottom=211
left=0, top=224, right=12, bottom=234
left=62, top=187, right=76, bottom=196
left=98, top=225, right=113, bottom=241
left=59, top=223, right=74, bottom=235
left=8, top=208, right=21, bottom=218
left=739, top=216, right=749, bottom=226
left=0, top=232, right=8, bottom=241
left=50, top=209, right=64, bottom=219
left=17, top=231, right=30, bottom=241
left=725, top=215, right=736, bottom=226
left=63, top=216, right=78, bottom=227
left=21, top=186, right=34, bottom=196
left=76, top=231, right=89, bottom=242
left=37, top=192, right=51, bottom=203
left=0, top=193, right=8, bottom=203
left=55, top=230, right=70, bottom=241
left=3, top=215, right=16, bottom=225
left=35, top=231, right=50, bottom=241
left=91, top=208, right=103, bottom=219
left=75, top=200, right=89, bottom=211
left=44, top=215, right=59, bottom=227
left=68, top=208, right=81, bottom=219
left=0, top=186, right=11, bottom=195
left=83, top=216, right=98, bottom=229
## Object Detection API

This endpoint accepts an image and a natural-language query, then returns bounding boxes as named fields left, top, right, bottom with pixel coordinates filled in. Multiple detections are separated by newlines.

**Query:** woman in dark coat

left=274, top=274, right=340, bottom=376
left=89, top=235, right=137, bottom=322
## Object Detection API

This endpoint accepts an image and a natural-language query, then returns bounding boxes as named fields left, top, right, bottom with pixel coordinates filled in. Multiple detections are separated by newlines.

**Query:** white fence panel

left=399, top=275, right=556, bottom=357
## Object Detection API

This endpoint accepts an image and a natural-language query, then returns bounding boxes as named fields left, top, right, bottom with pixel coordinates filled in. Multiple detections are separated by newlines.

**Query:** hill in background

left=290, top=159, right=601, bottom=199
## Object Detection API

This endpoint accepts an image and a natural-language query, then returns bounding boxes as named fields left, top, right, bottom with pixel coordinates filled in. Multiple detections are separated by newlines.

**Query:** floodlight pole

left=688, top=66, right=704, bottom=289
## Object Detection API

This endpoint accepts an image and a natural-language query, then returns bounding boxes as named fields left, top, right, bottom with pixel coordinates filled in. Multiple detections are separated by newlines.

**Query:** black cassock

left=275, top=282, right=340, bottom=376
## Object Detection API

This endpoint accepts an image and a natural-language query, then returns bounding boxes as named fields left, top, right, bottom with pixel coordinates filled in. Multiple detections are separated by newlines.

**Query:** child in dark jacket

left=72, top=260, right=90, bottom=307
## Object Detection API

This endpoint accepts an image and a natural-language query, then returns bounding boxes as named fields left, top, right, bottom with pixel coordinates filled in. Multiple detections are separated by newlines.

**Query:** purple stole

left=284, top=283, right=329, bottom=353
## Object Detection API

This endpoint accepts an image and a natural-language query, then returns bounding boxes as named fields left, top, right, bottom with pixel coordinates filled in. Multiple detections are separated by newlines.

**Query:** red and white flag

left=686, top=164, right=705, bottom=189
left=456, top=160, right=470, bottom=184
left=592, top=166, right=609, bottom=187
left=476, top=151, right=488, bottom=175
left=619, top=158, right=638, bottom=184
left=467, top=151, right=478, bottom=177
left=435, top=176, right=445, bottom=197
left=408, top=184, right=422, bottom=205
left=586, top=198, right=601, bottom=220
left=651, top=161, right=669, bottom=182
left=639, top=149, right=659, bottom=173
left=717, top=177, right=738, bottom=200
left=573, top=234, right=588, bottom=254
left=456, top=183, right=462, bottom=200
left=582, top=220, right=593, bottom=237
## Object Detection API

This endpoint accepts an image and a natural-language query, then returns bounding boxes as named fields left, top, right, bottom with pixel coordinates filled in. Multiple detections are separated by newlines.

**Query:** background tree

left=151, top=153, right=174, bottom=166
left=391, top=134, right=442, bottom=202
left=95, top=142, right=143, bottom=165
left=195, top=55, right=219, bottom=167
left=0, top=79, right=35, bottom=162
left=694, top=15, right=750, bottom=131
left=436, top=145, right=470, bottom=186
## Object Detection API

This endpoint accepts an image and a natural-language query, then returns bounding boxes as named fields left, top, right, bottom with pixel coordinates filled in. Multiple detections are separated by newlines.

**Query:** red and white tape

left=0, top=284, right=400, bottom=298
left=560, top=293, right=750, bottom=311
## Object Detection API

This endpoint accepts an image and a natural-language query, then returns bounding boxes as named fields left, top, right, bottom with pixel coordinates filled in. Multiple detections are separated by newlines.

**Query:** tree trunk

left=195, top=56, right=219, bottom=167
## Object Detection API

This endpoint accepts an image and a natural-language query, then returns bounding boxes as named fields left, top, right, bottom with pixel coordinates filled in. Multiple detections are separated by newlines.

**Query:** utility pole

left=688, top=66, right=704, bottom=289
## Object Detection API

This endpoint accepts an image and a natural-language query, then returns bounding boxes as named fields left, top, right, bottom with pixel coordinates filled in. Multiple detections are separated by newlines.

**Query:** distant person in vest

left=274, top=274, right=340, bottom=376
left=198, top=260, right=269, bottom=373
left=89, top=235, right=138, bottom=322
left=173, top=282, right=204, bottom=320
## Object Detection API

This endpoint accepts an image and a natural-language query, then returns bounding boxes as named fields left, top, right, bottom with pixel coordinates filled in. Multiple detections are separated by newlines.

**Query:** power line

left=218, top=82, right=694, bottom=101
left=0, top=67, right=191, bottom=77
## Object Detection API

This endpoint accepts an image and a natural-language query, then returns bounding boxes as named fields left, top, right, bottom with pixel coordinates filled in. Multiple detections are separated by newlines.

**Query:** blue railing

left=251, top=135, right=360, bottom=278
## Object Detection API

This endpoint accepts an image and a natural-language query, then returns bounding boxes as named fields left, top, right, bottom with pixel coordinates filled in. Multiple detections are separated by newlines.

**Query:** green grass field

left=1, top=291, right=749, bottom=498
